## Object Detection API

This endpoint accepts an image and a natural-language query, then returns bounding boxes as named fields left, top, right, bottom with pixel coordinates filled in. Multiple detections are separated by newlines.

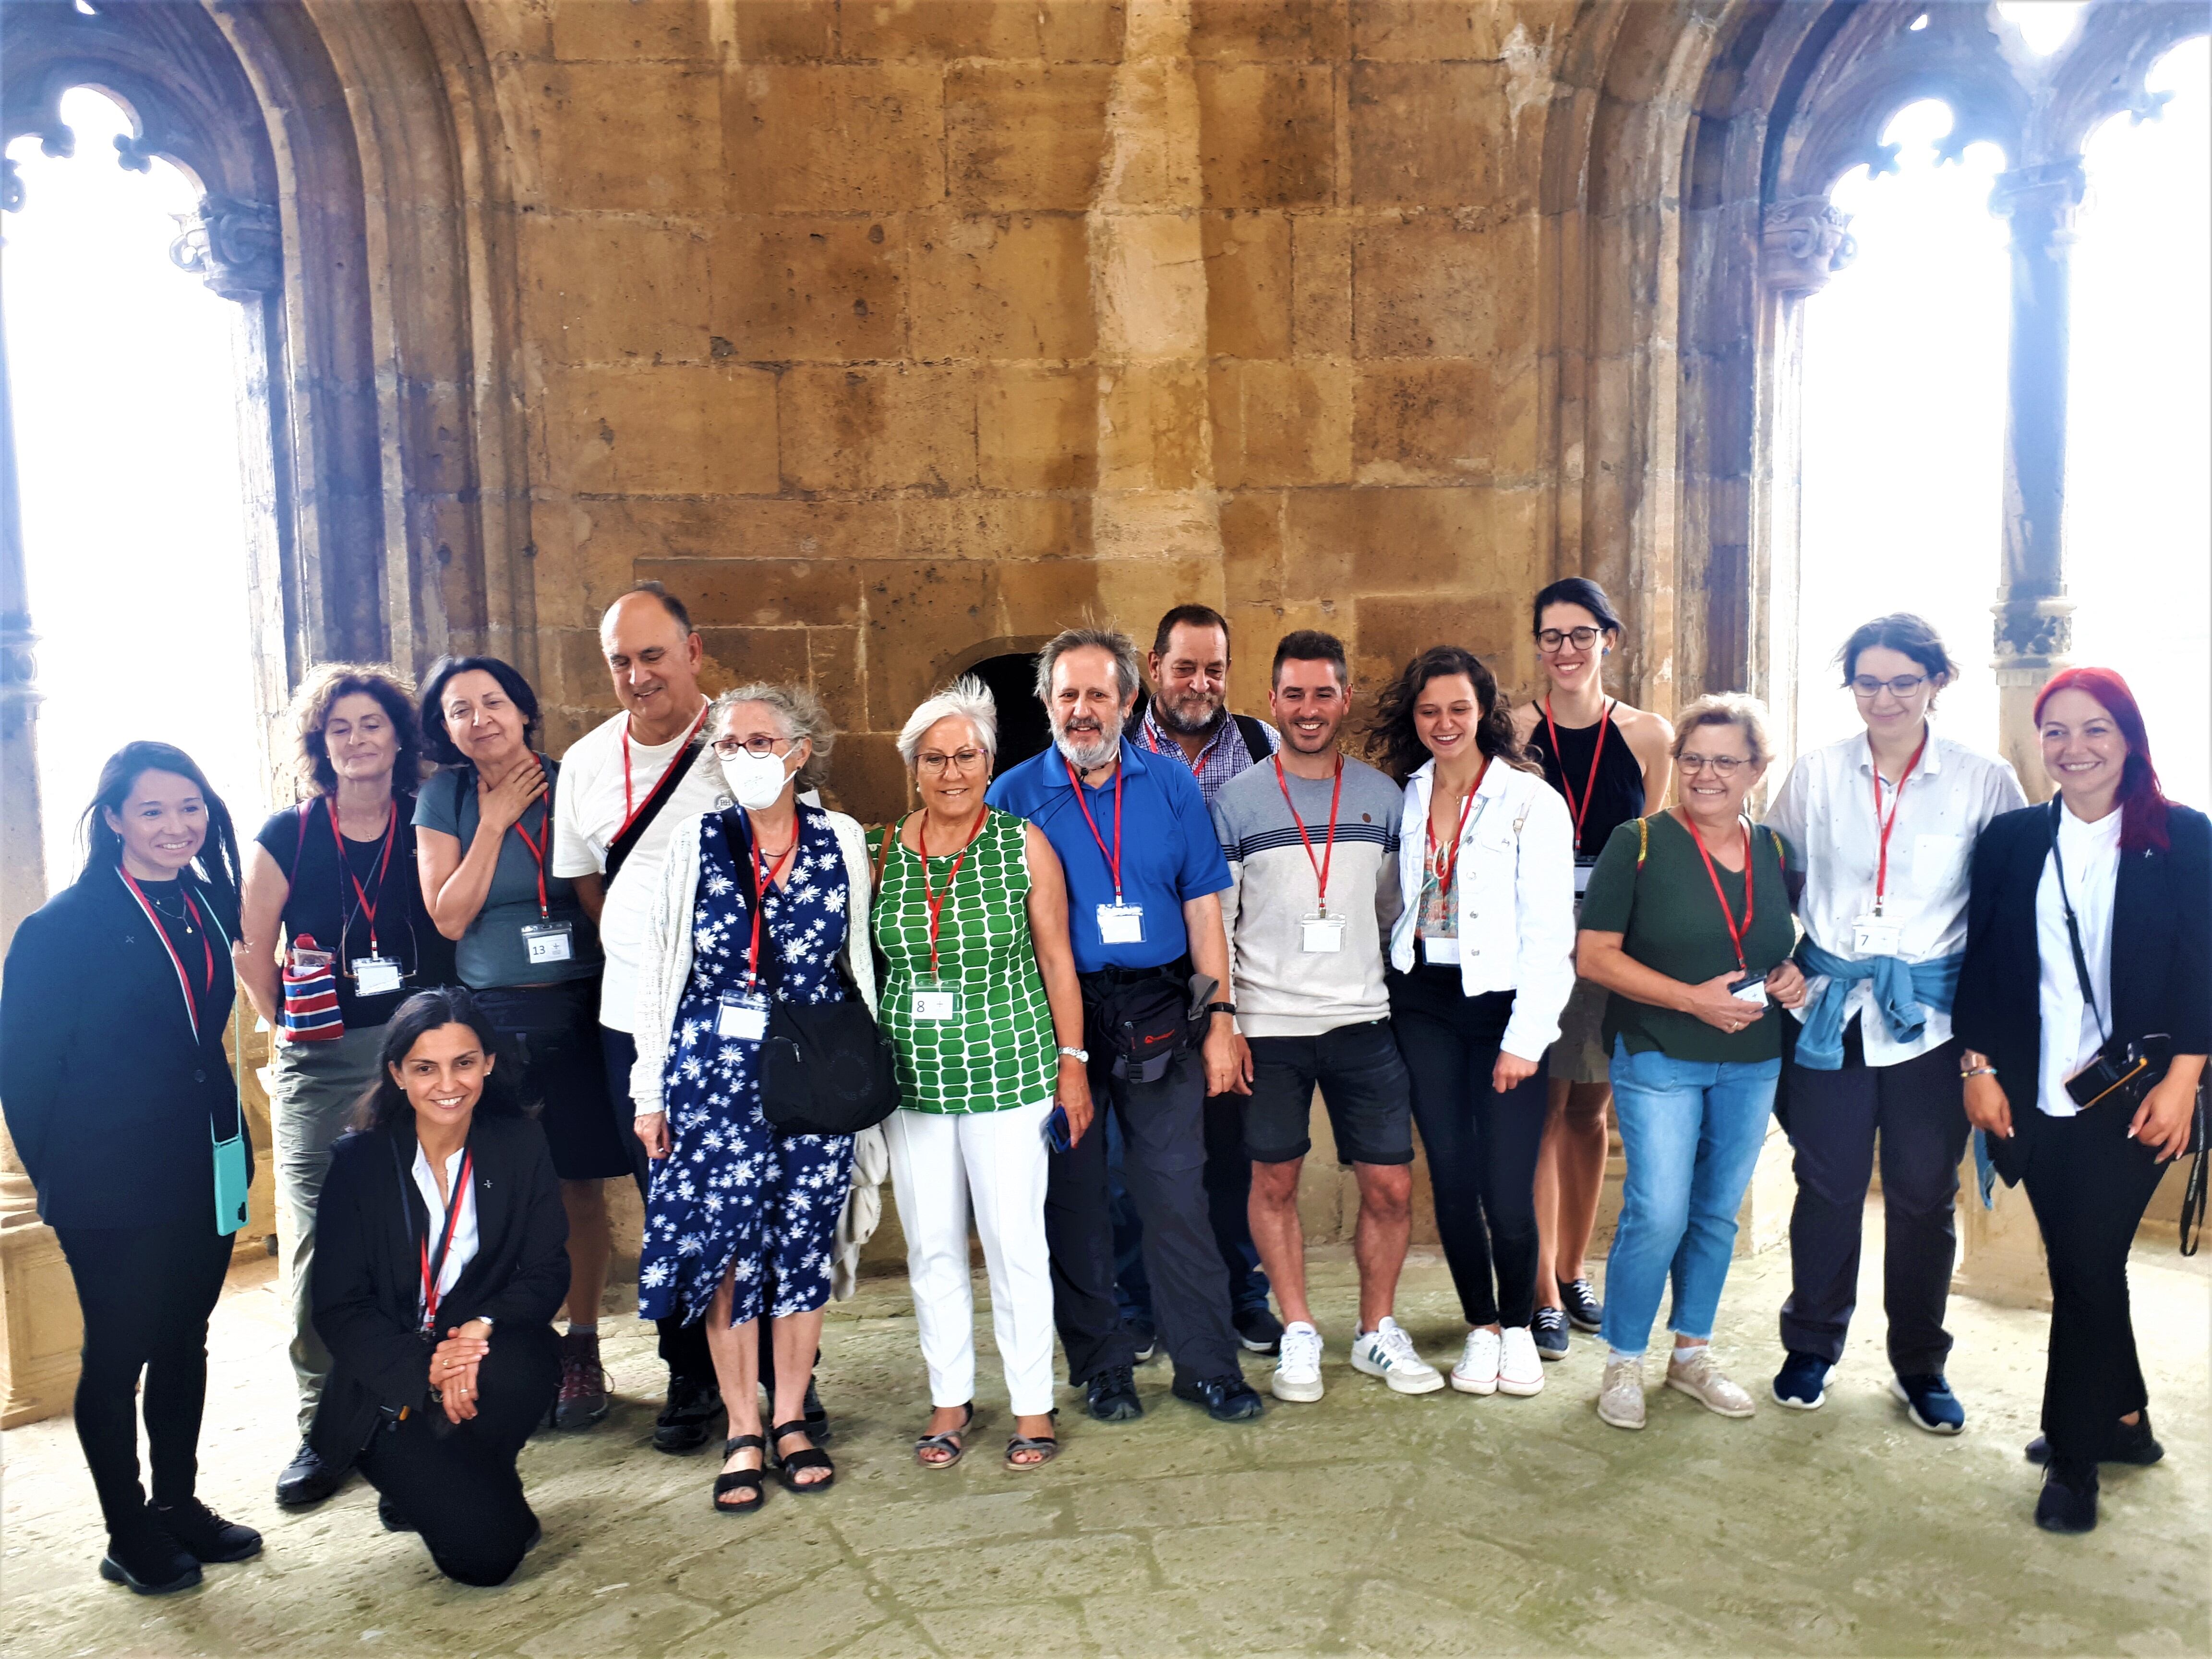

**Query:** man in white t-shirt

left=553, top=583, right=736, bottom=1453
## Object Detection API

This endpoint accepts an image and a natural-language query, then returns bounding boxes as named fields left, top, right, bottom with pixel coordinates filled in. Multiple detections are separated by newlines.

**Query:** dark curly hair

left=1364, top=646, right=1533, bottom=785
left=349, top=987, right=534, bottom=1134
left=418, top=655, right=542, bottom=768
left=286, top=663, right=429, bottom=801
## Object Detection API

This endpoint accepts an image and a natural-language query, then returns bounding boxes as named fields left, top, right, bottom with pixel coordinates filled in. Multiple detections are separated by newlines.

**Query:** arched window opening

left=4, top=86, right=265, bottom=882
left=967, top=651, right=1050, bottom=774
left=2064, top=36, right=2209, bottom=806
left=1795, top=99, right=2009, bottom=759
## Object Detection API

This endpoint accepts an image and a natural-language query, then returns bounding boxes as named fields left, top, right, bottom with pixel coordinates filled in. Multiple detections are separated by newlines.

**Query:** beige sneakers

left=1597, top=1356, right=1646, bottom=1430
left=1666, top=1346, right=1756, bottom=1418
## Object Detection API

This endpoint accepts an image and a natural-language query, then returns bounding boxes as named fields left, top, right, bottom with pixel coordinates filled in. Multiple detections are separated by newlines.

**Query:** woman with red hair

left=1956, top=667, right=2209, bottom=1534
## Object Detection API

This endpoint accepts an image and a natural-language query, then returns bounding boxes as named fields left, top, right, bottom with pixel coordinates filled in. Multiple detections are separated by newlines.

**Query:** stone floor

left=2, top=1208, right=2206, bottom=1659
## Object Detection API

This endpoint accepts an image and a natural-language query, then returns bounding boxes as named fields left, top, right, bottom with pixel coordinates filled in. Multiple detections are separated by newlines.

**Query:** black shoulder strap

left=1234, top=714, right=1272, bottom=766
left=605, top=737, right=706, bottom=884
left=2048, top=798, right=2110, bottom=1043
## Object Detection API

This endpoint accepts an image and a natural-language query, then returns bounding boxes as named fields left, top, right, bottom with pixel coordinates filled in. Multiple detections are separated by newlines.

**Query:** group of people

left=1, top=576, right=2200, bottom=1599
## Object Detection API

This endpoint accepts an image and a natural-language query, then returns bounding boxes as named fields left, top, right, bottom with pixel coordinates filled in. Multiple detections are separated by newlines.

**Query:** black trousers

left=1389, top=971, right=1549, bottom=1328
left=54, top=1218, right=233, bottom=1535
left=601, top=1024, right=716, bottom=1391
left=1108, top=1091, right=1271, bottom=1325
left=1048, top=1022, right=1241, bottom=1387
left=2017, top=1098, right=2170, bottom=1467
left=358, top=1322, right=558, bottom=1587
left=1778, top=1026, right=1970, bottom=1375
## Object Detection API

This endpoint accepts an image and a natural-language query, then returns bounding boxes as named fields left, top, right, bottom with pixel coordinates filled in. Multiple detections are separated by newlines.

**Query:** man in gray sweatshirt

left=1211, top=630, right=1443, bottom=1402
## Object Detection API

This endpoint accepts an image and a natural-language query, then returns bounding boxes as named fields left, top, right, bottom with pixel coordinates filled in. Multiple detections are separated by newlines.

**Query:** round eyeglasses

left=916, top=747, right=988, bottom=777
left=1850, top=674, right=1929, bottom=700
left=1537, top=626, right=1604, bottom=653
left=712, top=734, right=791, bottom=760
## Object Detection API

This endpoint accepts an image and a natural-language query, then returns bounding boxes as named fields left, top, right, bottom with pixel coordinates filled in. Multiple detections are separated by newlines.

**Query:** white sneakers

left=1496, top=1327, right=1545, bottom=1396
left=1272, top=1323, right=1325, bottom=1403
left=1450, top=1327, right=1502, bottom=1395
left=1348, top=1317, right=1445, bottom=1395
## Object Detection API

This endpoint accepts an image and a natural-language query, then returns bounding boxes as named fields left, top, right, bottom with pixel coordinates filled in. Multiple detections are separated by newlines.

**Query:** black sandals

left=712, top=1435, right=767, bottom=1515
left=914, top=1402, right=975, bottom=1470
left=772, top=1420, right=836, bottom=1495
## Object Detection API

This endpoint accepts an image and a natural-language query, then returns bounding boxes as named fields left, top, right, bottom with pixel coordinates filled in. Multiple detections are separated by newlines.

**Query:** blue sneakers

left=1892, top=1373, right=1966, bottom=1434
left=1772, top=1351, right=1835, bottom=1409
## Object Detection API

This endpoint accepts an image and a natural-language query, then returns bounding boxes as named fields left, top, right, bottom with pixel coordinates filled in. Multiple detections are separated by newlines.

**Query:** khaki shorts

left=1549, top=977, right=1611, bottom=1087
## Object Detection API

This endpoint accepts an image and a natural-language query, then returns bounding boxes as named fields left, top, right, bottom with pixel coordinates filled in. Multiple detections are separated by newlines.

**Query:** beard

left=1053, top=707, right=1124, bottom=772
left=1152, top=686, right=1224, bottom=737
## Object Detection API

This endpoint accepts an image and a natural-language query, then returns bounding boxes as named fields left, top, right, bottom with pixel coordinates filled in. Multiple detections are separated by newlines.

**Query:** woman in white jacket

left=627, top=685, right=886, bottom=1514
left=1371, top=647, right=1576, bottom=1398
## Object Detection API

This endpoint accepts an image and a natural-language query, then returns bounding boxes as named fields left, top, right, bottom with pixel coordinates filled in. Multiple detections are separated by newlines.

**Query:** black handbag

left=718, top=810, right=900, bottom=1138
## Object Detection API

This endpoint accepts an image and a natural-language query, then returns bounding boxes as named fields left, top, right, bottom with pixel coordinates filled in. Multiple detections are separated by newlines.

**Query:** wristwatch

left=1206, top=1001, right=1237, bottom=1018
left=1057, top=1045, right=1088, bottom=1063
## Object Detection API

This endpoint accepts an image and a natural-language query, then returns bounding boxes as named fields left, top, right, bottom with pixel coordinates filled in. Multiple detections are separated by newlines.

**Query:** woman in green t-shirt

left=1575, top=694, right=1808, bottom=1432
left=874, top=678, right=1093, bottom=1472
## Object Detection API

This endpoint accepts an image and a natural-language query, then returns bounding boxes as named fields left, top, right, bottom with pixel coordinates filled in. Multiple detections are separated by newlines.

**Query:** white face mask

left=720, top=747, right=794, bottom=812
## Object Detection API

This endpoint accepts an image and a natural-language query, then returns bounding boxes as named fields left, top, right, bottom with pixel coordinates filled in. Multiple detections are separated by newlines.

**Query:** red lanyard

left=620, top=701, right=710, bottom=829
left=119, top=868, right=217, bottom=1042
left=329, top=799, right=398, bottom=957
left=744, top=815, right=800, bottom=992
left=1683, top=813, right=1756, bottom=974
left=1065, top=758, right=1126, bottom=903
left=1424, top=760, right=1488, bottom=899
left=1542, top=697, right=1612, bottom=853
left=418, top=1147, right=475, bottom=1333
left=1869, top=733, right=1928, bottom=916
left=509, top=780, right=553, bottom=921
left=915, top=805, right=990, bottom=974
left=1273, top=755, right=1344, bottom=914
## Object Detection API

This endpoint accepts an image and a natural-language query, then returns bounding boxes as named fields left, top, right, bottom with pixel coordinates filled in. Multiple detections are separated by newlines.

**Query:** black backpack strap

left=1234, top=714, right=1273, bottom=766
left=606, top=736, right=706, bottom=883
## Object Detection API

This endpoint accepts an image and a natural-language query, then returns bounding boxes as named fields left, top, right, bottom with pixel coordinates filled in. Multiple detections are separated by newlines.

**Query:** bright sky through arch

left=4, top=87, right=264, bottom=891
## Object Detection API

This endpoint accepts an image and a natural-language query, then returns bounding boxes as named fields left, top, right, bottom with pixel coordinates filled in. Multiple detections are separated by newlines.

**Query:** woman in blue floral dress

left=628, top=685, right=881, bottom=1512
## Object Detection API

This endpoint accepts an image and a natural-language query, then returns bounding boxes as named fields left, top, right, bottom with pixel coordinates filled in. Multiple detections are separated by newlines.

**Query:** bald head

left=601, top=587, right=705, bottom=739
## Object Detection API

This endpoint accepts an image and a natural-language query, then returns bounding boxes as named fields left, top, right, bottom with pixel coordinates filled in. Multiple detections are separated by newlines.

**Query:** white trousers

left=882, top=1099, right=1057, bottom=1417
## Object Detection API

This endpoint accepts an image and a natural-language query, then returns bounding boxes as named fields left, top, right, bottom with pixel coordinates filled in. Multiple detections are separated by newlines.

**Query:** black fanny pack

left=1083, top=965, right=1205, bottom=1085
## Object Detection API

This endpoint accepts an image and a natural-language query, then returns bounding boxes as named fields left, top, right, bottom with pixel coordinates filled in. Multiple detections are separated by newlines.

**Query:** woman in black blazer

left=1956, top=669, right=2209, bottom=1535
left=309, top=986, right=568, bottom=1586
left=0, top=742, right=263, bottom=1595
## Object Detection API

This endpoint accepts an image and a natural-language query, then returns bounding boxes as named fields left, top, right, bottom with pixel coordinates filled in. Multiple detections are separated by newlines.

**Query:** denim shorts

left=1242, top=1019, right=1415, bottom=1166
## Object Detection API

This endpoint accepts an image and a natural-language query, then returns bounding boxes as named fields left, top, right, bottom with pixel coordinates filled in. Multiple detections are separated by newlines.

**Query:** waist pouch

left=281, top=932, right=343, bottom=1042
left=1084, top=973, right=1195, bottom=1085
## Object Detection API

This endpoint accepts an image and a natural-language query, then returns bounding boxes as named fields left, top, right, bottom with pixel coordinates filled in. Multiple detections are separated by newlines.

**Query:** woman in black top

left=233, top=663, right=454, bottom=1507
left=415, top=654, right=626, bottom=1432
left=1956, top=668, right=2209, bottom=1534
left=0, top=743, right=263, bottom=1595
left=309, top=988, right=568, bottom=1587
left=1511, top=578, right=1675, bottom=1359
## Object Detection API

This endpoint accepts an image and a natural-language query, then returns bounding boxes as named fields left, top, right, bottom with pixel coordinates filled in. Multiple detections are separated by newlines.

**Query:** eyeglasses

left=712, top=735, right=790, bottom=760
left=1537, top=627, right=1604, bottom=653
left=1850, top=674, right=1929, bottom=700
left=1678, top=754, right=1747, bottom=776
left=916, top=747, right=988, bottom=777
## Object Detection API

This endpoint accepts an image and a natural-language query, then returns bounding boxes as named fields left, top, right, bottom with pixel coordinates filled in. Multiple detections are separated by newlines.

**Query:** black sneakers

left=98, top=1511, right=200, bottom=1597
left=653, top=1374, right=723, bottom=1454
left=1233, top=1306, right=1285, bottom=1357
left=154, top=1499, right=262, bottom=1563
left=1172, top=1372, right=1265, bottom=1421
left=1086, top=1364, right=1143, bottom=1421
left=1558, top=1278, right=1604, bottom=1334
left=2025, top=1409, right=2164, bottom=1468
left=2034, top=1460, right=2099, bottom=1533
left=274, top=1439, right=348, bottom=1508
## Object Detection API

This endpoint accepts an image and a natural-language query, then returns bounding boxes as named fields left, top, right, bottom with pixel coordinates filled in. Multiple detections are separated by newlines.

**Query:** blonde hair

left=1671, top=693, right=1772, bottom=767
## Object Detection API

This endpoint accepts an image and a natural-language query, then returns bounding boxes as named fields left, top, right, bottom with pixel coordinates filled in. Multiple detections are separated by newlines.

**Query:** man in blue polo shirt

left=988, top=625, right=1265, bottom=1424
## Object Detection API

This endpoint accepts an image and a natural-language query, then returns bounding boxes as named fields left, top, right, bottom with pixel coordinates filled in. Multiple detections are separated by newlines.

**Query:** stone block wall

left=495, top=0, right=1578, bottom=820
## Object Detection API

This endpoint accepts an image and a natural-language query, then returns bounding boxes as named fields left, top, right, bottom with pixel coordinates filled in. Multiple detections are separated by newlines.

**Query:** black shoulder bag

left=717, top=809, right=900, bottom=1138
left=2049, top=801, right=2207, bottom=1252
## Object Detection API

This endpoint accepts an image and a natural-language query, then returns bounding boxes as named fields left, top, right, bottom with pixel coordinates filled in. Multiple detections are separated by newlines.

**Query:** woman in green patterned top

left=874, top=677, right=1091, bottom=1471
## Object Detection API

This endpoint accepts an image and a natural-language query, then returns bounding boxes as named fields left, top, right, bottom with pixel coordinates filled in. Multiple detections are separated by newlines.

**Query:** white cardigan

left=1388, top=757, right=1578, bottom=1064
left=628, top=793, right=886, bottom=1300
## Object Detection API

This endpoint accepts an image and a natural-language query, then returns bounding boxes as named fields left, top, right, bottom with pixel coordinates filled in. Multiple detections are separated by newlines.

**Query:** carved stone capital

left=1761, top=196, right=1857, bottom=294
left=170, top=194, right=279, bottom=299
left=1988, top=159, right=2086, bottom=257
left=1991, top=593, right=2075, bottom=668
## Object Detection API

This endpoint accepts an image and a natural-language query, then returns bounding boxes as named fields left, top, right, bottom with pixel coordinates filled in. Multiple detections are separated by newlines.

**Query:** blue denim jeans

left=1599, top=1039, right=1780, bottom=1358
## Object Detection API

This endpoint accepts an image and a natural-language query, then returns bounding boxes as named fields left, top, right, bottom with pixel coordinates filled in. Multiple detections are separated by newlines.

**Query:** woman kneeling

left=310, top=988, right=569, bottom=1586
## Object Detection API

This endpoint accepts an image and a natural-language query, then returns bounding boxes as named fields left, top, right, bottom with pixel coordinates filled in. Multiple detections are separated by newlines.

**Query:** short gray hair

left=1034, top=625, right=1141, bottom=707
left=898, top=676, right=998, bottom=770
left=1671, top=692, right=1772, bottom=768
left=713, top=683, right=836, bottom=790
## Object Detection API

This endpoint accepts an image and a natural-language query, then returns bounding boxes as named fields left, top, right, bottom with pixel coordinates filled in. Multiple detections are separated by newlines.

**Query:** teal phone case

left=213, top=1127, right=250, bottom=1237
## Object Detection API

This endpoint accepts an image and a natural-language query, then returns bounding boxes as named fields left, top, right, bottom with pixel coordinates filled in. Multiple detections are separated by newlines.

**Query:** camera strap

left=2049, top=799, right=2111, bottom=1047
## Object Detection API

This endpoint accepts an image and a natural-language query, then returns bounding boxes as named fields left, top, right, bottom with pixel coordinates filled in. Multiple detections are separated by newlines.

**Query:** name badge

left=1728, top=975, right=1769, bottom=1007
left=1851, top=914, right=1903, bottom=956
left=1300, top=913, right=1346, bottom=954
left=1097, top=903, right=1146, bottom=946
left=1422, top=936, right=1461, bottom=965
left=1573, top=859, right=1596, bottom=896
left=522, top=921, right=575, bottom=965
left=352, top=956, right=403, bottom=997
left=717, top=991, right=769, bottom=1042
left=912, top=975, right=961, bottom=1022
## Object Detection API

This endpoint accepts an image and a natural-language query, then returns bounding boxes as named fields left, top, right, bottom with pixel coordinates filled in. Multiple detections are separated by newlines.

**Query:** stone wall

left=490, top=0, right=1578, bottom=821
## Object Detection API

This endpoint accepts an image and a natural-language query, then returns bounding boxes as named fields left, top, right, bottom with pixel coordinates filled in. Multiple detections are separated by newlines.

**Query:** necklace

left=141, top=881, right=195, bottom=932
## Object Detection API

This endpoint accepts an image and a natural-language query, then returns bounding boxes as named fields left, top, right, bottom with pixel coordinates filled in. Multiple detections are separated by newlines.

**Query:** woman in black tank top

left=1510, top=578, right=1675, bottom=1359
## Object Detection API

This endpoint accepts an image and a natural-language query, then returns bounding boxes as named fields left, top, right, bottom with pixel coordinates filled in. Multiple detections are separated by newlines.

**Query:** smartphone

left=1044, top=1103, right=1073, bottom=1154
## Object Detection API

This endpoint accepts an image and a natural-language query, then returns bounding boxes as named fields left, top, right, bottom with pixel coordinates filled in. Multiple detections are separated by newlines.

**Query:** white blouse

left=2033, top=802, right=2123, bottom=1118
left=411, top=1142, right=478, bottom=1317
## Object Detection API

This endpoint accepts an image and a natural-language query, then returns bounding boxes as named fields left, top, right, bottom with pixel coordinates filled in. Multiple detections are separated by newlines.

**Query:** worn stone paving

left=2, top=1216, right=2206, bottom=1658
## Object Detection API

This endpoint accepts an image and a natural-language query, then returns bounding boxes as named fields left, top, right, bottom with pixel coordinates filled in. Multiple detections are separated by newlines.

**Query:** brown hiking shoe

left=554, top=1331, right=610, bottom=1430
